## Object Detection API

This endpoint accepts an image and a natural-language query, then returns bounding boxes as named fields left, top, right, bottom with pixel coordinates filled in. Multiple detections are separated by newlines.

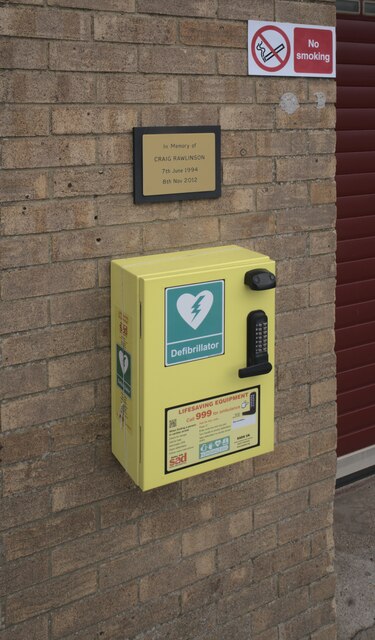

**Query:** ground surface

left=334, top=476, right=375, bottom=640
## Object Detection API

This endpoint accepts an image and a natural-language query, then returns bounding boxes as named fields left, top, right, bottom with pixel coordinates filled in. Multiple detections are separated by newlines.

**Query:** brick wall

left=0, top=1, right=337, bottom=638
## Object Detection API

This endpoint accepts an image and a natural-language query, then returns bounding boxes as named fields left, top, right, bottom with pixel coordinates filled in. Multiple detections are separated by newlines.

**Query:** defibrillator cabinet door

left=138, top=257, right=275, bottom=490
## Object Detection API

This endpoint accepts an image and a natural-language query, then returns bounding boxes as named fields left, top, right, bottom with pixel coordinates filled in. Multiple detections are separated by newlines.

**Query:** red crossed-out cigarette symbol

left=251, top=25, right=291, bottom=72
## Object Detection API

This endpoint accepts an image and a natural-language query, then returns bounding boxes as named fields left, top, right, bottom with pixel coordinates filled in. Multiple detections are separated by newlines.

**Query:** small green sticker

left=199, top=437, right=230, bottom=459
left=165, top=280, right=224, bottom=366
left=116, top=345, right=131, bottom=397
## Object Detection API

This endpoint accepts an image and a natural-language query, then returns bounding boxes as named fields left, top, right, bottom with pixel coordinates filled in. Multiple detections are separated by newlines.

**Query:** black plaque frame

left=133, top=125, right=221, bottom=204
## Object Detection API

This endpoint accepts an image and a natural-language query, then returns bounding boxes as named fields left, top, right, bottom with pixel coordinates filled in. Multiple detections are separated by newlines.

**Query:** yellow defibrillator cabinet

left=111, top=245, right=276, bottom=491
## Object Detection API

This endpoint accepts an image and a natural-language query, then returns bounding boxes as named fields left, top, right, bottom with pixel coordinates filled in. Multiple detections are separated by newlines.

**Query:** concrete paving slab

left=334, top=477, right=375, bottom=640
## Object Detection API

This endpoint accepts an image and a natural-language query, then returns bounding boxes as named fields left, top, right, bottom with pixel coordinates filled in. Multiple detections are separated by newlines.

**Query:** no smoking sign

left=248, top=20, right=335, bottom=78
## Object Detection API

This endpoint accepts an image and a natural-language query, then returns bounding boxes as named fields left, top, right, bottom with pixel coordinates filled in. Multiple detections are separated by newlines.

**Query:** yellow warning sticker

left=166, top=387, right=260, bottom=473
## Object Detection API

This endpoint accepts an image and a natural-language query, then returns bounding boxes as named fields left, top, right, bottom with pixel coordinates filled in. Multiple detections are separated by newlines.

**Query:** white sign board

left=248, top=20, right=336, bottom=78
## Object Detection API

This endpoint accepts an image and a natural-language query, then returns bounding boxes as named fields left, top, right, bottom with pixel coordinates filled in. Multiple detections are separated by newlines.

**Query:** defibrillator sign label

left=165, top=280, right=224, bottom=366
left=116, top=344, right=131, bottom=398
left=113, top=307, right=133, bottom=438
left=166, top=387, right=260, bottom=473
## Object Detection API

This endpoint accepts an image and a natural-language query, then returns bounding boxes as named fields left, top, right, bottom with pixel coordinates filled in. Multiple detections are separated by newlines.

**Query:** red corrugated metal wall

left=336, top=5, right=375, bottom=456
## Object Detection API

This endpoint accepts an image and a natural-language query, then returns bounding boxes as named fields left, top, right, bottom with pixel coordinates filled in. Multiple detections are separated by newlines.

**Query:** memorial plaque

left=133, top=126, right=221, bottom=203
